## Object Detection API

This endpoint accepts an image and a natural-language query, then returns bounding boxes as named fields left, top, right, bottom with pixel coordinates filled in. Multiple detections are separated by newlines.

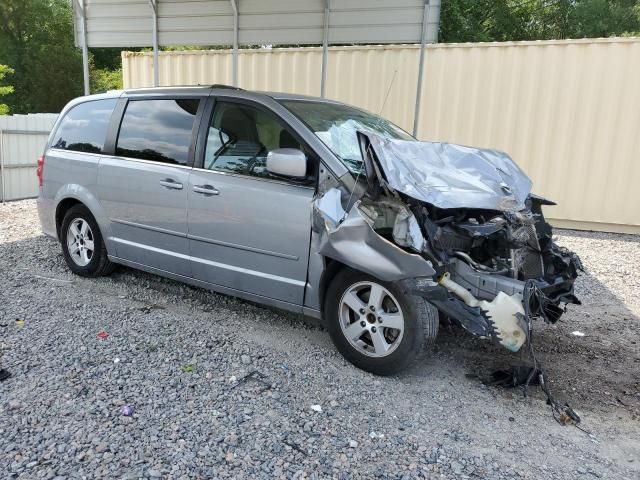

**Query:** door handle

left=193, top=184, right=220, bottom=196
left=160, top=179, right=183, bottom=190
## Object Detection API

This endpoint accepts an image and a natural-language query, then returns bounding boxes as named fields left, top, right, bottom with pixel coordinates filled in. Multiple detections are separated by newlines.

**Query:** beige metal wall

left=122, top=39, right=640, bottom=234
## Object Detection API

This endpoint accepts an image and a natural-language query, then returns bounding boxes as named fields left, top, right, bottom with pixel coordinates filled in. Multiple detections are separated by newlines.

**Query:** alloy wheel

left=338, top=281, right=405, bottom=358
left=66, top=218, right=95, bottom=267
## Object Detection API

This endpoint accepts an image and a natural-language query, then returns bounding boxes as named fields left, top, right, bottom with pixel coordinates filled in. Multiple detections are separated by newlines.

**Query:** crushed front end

left=410, top=196, right=582, bottom=351
left=314, top=132, right=582, bottom=353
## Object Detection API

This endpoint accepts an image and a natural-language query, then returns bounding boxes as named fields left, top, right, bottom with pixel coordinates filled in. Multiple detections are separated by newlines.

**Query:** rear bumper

left=37, top=196, right=57, bottom=240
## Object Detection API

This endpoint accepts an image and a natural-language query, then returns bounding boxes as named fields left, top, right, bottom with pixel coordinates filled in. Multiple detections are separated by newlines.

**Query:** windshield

left=280, top=99, right=414, bottom=175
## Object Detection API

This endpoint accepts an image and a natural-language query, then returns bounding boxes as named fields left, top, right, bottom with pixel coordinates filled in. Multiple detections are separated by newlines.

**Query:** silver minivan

left=38, top=86, right=581, bottom=375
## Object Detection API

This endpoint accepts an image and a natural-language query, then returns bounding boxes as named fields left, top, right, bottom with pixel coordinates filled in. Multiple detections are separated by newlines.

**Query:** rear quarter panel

left=41, top=149, right=115, bottom=253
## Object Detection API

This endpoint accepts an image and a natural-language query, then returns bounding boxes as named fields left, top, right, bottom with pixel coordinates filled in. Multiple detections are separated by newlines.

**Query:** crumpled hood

left=367, top=134, right=533, bottom=212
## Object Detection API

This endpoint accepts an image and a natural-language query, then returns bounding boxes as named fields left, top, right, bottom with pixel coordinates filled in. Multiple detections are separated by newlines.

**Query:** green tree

left=568, top=0, right=640, bottom=37
left=0, top=64, right=14, bottom=115
left=92, top=47, right=127, bottom=71
left=0, top=0, right=83, bottom=113
left=440, top=0, right=640, bottom=43
left=90, top=67, right=123, bottom=93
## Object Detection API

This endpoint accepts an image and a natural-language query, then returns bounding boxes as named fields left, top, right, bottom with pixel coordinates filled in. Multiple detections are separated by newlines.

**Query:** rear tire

left=325, top=268, right=438, bottom=375
left=60, top=204, right=115, bottom=277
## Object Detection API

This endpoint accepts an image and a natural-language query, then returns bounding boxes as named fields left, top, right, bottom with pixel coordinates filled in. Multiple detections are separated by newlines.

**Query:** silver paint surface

left=96, top=156, right=192, bottom=277
left=313, top=190, right=435, bottom=282
left=367, top=134, right=533, bottom=212
left=187, top=169, right=314, bottom=305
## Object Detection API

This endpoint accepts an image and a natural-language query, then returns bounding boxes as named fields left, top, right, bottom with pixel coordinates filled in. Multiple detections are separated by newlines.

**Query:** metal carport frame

left=73, top=0, right=440, bottom=134
left=75, top=0, right=91, bottom=96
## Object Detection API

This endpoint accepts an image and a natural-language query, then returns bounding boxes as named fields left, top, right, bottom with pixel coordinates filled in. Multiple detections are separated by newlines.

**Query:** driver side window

left=204, top=101, right=302, bottom=179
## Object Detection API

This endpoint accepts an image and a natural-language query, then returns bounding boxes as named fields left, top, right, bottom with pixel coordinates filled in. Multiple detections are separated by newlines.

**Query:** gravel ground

left=1, top=199, right=639, bottom=480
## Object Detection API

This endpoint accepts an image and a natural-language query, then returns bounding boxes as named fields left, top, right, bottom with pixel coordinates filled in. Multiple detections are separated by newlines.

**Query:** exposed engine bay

left=314, top=133, right=582, bottom=353
left=410, top=196, right=582, bottom=351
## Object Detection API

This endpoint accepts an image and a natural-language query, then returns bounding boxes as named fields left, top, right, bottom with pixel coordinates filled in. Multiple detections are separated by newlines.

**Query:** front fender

left=313, top=190, right=436, bottom=282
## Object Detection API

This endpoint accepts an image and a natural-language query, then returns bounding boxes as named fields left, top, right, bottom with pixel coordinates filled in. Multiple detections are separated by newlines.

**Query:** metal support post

left=321, top=0, right=330, bottom=97
left=150, top=0, right=160, bottom=86
left=230, top=0, right=239, bottom=86
left=77, top=0, right=90, bottom=95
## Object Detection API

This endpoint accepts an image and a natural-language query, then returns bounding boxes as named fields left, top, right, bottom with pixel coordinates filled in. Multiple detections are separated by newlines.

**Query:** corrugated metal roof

left=74, top=0, right=431, bottom=48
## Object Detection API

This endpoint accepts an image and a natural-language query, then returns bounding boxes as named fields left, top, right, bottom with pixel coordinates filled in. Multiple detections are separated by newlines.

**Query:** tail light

left=36, top=155, right=45, bottom=187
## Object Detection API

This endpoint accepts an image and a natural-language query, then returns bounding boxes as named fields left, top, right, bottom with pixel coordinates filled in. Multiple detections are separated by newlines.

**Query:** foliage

left=181, top=363, right=195, bottom=374
left=91, top=67, right=123, bottom=94
left=0, top=64, right=14, bottom=115
left=569, top=0, right=640, bottom=37
left=92, top=47, right=129, bottom=70
left=440, top=0, right=640, bottom=43
left=0, top=0, right=84, bottom=114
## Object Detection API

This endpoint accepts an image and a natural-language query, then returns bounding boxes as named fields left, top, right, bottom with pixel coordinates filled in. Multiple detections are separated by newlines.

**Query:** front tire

left=325, top=269, right=438, bottom=375
left=60, top=204, right=115, bottom=277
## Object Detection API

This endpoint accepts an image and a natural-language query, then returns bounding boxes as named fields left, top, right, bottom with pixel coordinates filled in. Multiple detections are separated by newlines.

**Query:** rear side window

left=116, top=99, right=200, bottom=166
left=51, top=99, right=117, bottom=154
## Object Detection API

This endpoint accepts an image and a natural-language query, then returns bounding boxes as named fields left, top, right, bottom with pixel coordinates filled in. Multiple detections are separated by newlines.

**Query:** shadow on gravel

left=415, top=230, right=640, bottom=420
left=559, top=229, right=640, bottom=244
left=2, top=231, right=639, bottom=421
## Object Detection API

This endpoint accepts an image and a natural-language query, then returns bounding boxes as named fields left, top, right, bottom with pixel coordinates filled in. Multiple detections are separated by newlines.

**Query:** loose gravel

left=1, top=199, right=639, bottom=479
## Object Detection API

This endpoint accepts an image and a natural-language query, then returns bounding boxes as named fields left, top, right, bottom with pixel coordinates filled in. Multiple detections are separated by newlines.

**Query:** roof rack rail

left=210, top=84, right=243, bottom=90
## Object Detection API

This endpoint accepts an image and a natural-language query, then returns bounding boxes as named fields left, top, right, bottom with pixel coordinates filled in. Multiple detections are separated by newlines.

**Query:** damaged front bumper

left=400, top=255, right=580, bottom=353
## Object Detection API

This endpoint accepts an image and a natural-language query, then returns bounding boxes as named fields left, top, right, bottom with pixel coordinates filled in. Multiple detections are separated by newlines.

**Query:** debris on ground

left=31, top=274, right=73, bottom=284
left=483, top=365, right=541, bottom=388
left=0, top=369, right=11, bottom=382
left=482, top=362, right=597, bottom=442
left=571, top=331, right=586, bottom=337
left=138, top=304, right=166, bottom=314
left=283, top=439, right=308, bottom=456
left=96, top=330, right=109, bottom=340
left=120, top=405, right=135, bottom=417
left=229, top=370, right=271, bottom=391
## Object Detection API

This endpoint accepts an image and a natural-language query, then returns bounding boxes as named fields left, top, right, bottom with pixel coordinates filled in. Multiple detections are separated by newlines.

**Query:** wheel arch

left=53, top=185, right=115, bottom=255
left=318, top=257, right=349, bottom=318
left=55, top=198, right=83, bottom=239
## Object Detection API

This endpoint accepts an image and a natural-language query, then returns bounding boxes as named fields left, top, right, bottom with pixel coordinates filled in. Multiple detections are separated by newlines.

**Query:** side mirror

left=266, top=148, right=307, bottom=178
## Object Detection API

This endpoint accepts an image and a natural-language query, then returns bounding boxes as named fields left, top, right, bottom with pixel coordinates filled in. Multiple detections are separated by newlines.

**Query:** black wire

left=520, top=280, right=595, bottom=437
left=522, top=280, right=539, bottom=396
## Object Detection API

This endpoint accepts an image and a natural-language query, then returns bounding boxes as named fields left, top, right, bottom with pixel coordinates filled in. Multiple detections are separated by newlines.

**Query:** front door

left=97, top=97, right=202, bottom=276
left=187, top=99, right=315, bottom=305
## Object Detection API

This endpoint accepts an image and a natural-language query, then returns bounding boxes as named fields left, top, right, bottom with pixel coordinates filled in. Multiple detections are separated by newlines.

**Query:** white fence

left=0, top=114, right=58, bottom=202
